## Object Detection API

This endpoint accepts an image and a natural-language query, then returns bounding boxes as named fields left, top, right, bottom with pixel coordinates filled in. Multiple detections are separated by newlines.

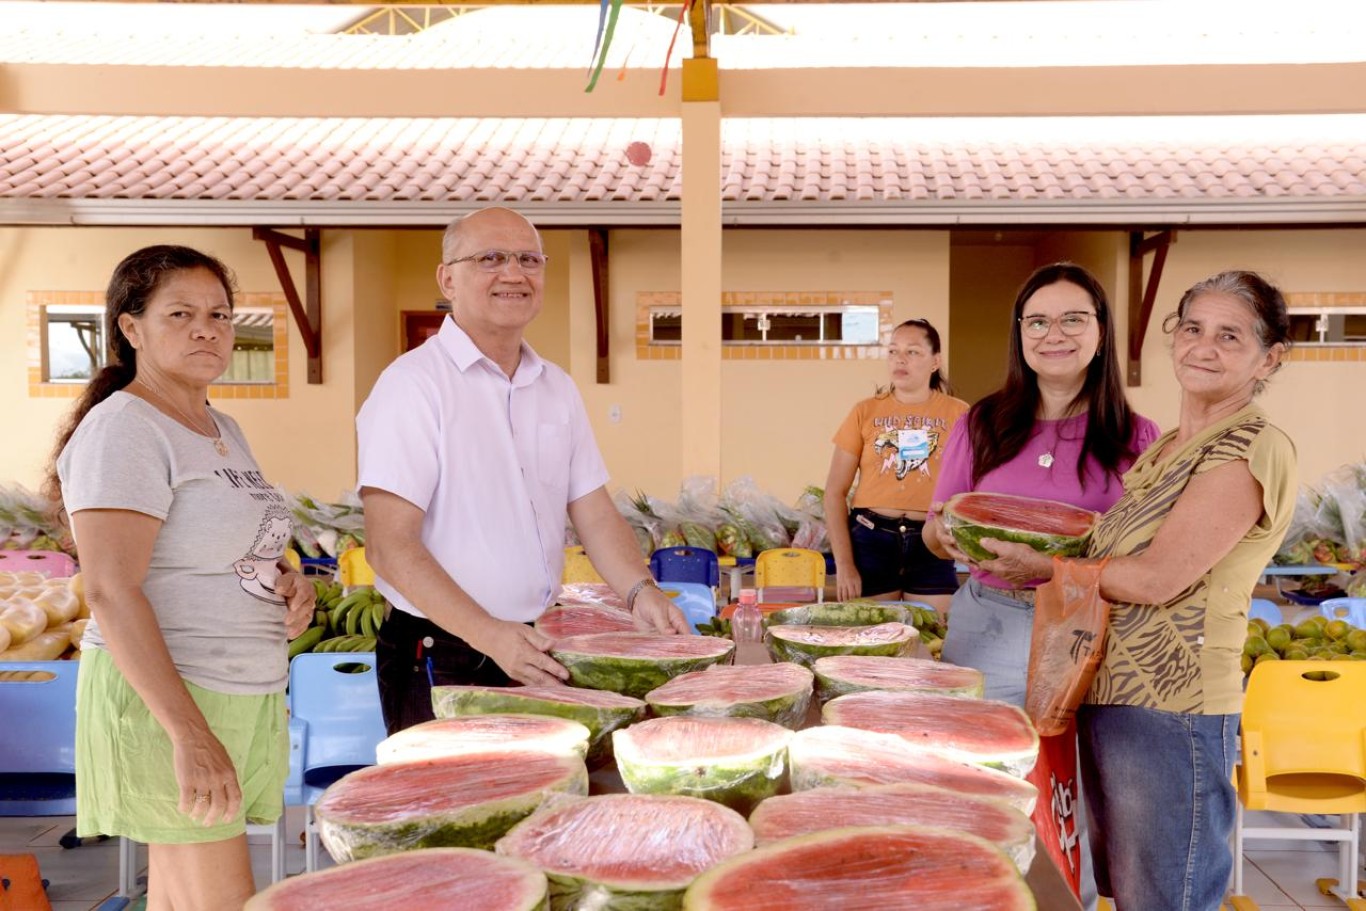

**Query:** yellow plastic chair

left=754, top=547, right=826, bottom=604
left=562, top=545, right=605, bottom=585
left=1228, top=661, right=1366, bottom=911
left=338, top=546, right=375, bottom=587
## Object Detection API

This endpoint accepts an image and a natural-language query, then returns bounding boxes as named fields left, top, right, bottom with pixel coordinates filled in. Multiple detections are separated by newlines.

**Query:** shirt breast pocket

left=537, top=422, right=571, bottom=500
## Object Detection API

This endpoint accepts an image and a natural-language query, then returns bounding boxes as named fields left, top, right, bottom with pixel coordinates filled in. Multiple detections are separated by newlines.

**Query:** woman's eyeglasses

left=1019, top=311, right=1095, bottom=339
left=446, top=250, right=549, bottom=273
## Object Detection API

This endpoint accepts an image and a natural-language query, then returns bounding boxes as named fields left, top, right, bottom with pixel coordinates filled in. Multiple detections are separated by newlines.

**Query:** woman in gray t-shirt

left=46, top=245, right=316, bottom=908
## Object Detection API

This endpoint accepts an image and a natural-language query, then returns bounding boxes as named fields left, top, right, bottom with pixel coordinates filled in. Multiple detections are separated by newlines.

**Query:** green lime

left=1243, top=636, right=1272, bottom=658
left=1254, top=652, right=1280, bottom=665
left=1265, top=627, right=1292, bottom=652
left=1294, top=620, right=1324, bottom=639
left=1325, top=619, right=1350, bottom=641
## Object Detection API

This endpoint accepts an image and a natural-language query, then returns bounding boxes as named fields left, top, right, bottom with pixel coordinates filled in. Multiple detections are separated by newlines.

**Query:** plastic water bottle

left=732, top=588, right=765, bottom=664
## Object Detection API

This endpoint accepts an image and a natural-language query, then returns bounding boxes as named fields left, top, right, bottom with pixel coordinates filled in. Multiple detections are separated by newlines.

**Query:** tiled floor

left=1, top=808, right=1361, bottom=909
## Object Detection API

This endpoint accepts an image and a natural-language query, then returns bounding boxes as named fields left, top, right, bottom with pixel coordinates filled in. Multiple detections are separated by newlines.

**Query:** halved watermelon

left=942, top=491, right=1096, bottom=563
left=682, top=825, right=1036, bottom=911
left=613, top=716, right=791, bottom=814
left=747, top=783, right=1036, bottom=871
left=764, top=601, right=914, bottom=627
left=431, top=684, right=646, bottom=768
left=812, top=655, right=984, bottom=703
left=496, top=794, right=753, bottom=911
left=765, top=622, right=917, bottom=668
left=823, top=690, right=1039, bottom=776
left=314, top=752, right=588, bottom=861
left=535, top=603, right=636, bottom=640
left=551, top=632, right=734, bottom=698
left=787, top=727, right=1037, bottom=814
left=376, top=715, right=591, bottom=764
left=244, top=848, right=549, bottom=911
left=644, top=663, right=814, bottom=730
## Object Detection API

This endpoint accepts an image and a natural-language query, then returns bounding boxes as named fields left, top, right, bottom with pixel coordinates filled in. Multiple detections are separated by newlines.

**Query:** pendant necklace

left=137, top=378, right=229, bottom=457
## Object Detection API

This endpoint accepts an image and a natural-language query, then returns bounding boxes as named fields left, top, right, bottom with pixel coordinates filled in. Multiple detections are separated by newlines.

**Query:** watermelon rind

left=787, top=726, right=1038, bottom=814
left=613, top=716, right=792, bottom=815
left=812, top=655, right=984, bottom=703
left=496, top=794, right=754, bottom=911
left=376, top=715, right=591, bottom=764
left=551, top=633, right=735, bottom=699
left=644, top=663, right=814, bottom=730
left=942, top=491, right=1096, bottom=563
left=823, top=690, right=1040, bottom=777
left=244, top=848, right=550, bottom=911
left=681, top=825, right=1036, bottom=911
left=765, top=622, right=917, bottom=669
left=315, top=753, right=589, bottom=862
left=764, top=601, right=916, bottom=628
left=746, top=783, right=1036, bottom=872
left=431, top=684, right=646, bottom=768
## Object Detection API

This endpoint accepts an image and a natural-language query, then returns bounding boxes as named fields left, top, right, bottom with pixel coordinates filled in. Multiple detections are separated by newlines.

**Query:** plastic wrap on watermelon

left=941, top=491, right=1097, bottom=563
left=747, top=782, right=1036, bottom=872
left=536, top=602, right=636, bottom=639
left=314, top=752, right=589, bottom=862
left=823, top=690, right=1039, bottom=777
left=765, top=622, right=919, bottom=668
left=244, top=848, right=550, bottom=911
left=787, top=726, right=1038, bottom=814
left=681, top=825, right=1035, bottom=911
left=496, top=793, right=753, bottom=911
left=612, top=716, right=792, bottom=814
left=812, top=655, right=985, bottom=703
left=550, top=632, right=735, bottom=699
left=431, top=684, right=646, bottom=769
left=644, top=662, right=814, bottom=729
left=376, top=715, right=591, bottom=764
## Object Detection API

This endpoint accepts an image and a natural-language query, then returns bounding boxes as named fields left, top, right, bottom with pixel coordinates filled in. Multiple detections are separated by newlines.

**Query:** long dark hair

left=42, top=245, right=237, bottom=504
left=967, top=262, right=1139, bottom=487
left=877, top=317, right=954, bottom=397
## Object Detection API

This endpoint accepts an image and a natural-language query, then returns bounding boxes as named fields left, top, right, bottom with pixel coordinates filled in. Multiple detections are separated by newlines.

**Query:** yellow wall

left=948, top=242, right=1036, bottom=404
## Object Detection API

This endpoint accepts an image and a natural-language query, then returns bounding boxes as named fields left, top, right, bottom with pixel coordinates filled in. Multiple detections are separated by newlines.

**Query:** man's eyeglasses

left=1019, top=311, right=1096, bottom=339
left=446, top=250, right=549, bottom=273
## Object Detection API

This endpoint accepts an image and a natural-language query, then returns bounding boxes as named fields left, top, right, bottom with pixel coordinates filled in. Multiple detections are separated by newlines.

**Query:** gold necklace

left=136, top=377, right=229, bottom=457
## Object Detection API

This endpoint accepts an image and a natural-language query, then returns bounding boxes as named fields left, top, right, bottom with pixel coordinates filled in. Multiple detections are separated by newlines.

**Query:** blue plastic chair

left=286, top=651, right=387, bottom=872
left=1248, top=598, right=1283, bottom=626
left=0, top=661, right=77, bottom=816
left=659, top=582, right=718, bottom=633
left=1320, top=597, right=1366, bottom=628
left=650, top=547, right=721, bottom=589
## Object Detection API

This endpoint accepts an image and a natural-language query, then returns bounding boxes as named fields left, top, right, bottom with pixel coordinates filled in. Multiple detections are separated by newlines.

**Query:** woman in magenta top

left=923, top=262, right=1160, bottom=706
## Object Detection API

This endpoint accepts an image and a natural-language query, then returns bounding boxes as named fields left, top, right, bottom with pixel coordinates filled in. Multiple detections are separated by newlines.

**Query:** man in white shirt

left=358, top=206, right=688, bottom=733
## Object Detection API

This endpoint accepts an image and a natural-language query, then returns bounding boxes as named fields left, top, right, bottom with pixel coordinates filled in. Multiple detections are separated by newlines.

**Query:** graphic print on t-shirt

left=873, top=428, right=941, bottom=480
left=232, top=502, right=292, bottom=604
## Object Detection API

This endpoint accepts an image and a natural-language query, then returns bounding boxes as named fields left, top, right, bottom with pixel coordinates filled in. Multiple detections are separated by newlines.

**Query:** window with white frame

left=648, top=302, right=882, bottom=346
left=1287, top=307, right=1366, bottom=346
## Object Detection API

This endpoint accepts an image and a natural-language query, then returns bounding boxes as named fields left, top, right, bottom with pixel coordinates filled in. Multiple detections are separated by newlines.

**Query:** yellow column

left=679, top=57, right=723, bottom=481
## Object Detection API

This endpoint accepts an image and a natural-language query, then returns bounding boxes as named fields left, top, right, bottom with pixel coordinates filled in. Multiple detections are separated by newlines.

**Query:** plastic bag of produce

left=720, top=477, right=790, bottom=552
left=675, top=476, right=723, bottom=552
left=1315, top=464, right=1366, bottom=564
left=614, top=489, right=666, bottom=556
left=1025, top=557, right=1109, bottom=737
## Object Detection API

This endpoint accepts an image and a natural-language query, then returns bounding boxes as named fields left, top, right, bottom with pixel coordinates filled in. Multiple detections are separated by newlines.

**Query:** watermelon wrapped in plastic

left=941, top=491, right=1097, bottom=563
left=644, top=662, right=814, bottom=729
left=788, top=726, right=1038, bottom=814
left=431, top=684, right=646, bottom=768
left=496, top=794, right=753, bottom=911
left=535, top=603, right=636, bottom=640
left=823, top=690, right=1039, bottom=777
left=376, top=715, right=591, bottom=764
left=747, top=782, right=1036, bottom=871
left=315, top=752, right=588, bottom=862
left=245, top=848, right=549, bottom=911
left=682, top=825, right=1036, bottom=911
left=555, top=583, right=629, bottom=613
left=765, top=622, right=918, bottom=668
left=551, top=632, right=735, bottom=699
left=813, top=655, right=984, bottom=703
left=613, top=716, right=792, bottom=814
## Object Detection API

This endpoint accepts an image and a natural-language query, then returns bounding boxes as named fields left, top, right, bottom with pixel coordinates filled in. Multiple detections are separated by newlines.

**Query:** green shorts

left=76, top=646, right=288, bottom=844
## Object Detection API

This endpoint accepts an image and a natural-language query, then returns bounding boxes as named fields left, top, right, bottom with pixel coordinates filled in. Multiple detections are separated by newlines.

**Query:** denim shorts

left=848, top=509, right=959, bottom=597
left=1077, top=704, right=1239, bottom=911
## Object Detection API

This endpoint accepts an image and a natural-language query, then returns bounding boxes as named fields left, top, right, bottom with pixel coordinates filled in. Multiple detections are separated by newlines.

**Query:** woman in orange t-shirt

left=824, top=318, right=969, bottom=610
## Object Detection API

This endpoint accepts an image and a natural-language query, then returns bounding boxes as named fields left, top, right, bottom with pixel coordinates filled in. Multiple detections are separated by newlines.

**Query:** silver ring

left=194, top=794, right=211, bottom=803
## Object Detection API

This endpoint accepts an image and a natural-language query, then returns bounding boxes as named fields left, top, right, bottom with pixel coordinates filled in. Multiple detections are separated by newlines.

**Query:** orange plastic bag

left=1025, top=557, right=1110, bottom=737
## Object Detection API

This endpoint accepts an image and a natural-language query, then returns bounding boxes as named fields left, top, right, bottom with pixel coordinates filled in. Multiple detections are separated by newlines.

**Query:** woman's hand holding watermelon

left=973, top=538, right=1055, bottom=588
left=923, top=502, right=975, bottom=566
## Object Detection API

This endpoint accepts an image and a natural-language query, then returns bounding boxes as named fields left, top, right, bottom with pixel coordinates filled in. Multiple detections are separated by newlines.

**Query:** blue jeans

left=941, top=577, right=1033, bottom=704
left=1077, top=704, right=1239, bottom=911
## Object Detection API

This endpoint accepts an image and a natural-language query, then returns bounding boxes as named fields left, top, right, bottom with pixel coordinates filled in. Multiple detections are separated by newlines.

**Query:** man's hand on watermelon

left=632, top=586, right=692, bottom=635
left=472, top=617, right=571, bottom=686
left=975, top=538, right=1054, bottom=588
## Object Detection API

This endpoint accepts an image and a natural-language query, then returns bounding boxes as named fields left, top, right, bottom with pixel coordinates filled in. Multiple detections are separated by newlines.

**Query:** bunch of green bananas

left=906, top=604, right=946, bottom=660
left=694, top=616, right=732, bottom=638
left=290, top=583, right=387, bottom=658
